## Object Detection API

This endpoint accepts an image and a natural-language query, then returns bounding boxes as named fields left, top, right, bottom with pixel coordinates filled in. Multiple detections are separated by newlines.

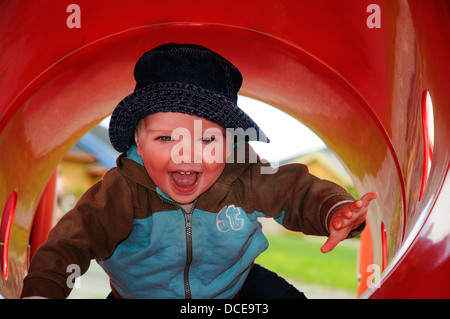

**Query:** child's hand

left=321, top=192, right=378, bottom=253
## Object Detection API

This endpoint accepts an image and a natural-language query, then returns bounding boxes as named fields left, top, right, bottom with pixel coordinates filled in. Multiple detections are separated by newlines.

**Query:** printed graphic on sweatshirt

left=216, top=205, right=244, bottom=232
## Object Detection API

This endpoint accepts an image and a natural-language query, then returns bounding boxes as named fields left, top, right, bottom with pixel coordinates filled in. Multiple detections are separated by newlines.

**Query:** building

left=57, top=125, right=119, bottom=215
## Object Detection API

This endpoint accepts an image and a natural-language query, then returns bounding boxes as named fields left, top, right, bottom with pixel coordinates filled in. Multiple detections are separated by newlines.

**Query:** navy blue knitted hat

left=109, top=43, right=269, bottom=152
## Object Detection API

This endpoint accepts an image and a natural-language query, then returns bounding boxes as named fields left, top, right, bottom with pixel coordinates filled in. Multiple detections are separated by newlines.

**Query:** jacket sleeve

left=20, top=168, right=135, bottom=299
left=249, top=161, right=360, bottom=237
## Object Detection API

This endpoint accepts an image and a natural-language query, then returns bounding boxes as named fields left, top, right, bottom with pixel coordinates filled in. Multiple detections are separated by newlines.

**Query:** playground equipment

left=1, top=0, right=449, bottom=298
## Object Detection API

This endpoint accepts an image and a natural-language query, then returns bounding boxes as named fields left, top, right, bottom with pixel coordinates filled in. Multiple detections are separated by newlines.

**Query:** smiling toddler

left=21, top=43, right=376, bottom=299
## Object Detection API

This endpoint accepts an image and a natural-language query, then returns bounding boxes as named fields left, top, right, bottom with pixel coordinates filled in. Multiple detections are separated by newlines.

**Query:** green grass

left=255, top=233, right=359, bottom=292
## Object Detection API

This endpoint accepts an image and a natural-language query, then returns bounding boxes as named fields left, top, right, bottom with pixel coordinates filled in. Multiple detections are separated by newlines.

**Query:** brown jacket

left=21, top=149, right=360, bottom=299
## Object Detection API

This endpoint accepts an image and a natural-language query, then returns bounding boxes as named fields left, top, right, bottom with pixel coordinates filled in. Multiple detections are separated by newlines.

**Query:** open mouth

left=169, top=171, right=201, bottom=193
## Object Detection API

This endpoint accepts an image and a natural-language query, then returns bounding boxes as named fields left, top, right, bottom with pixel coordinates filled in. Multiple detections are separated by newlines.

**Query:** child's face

left=135, top=112, right=232, bottom=205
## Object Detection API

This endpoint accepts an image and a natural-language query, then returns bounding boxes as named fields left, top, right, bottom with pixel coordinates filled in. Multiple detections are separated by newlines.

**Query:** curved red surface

left=1, top=0, right=449, bottom=298
left=0, top=191, right=17, bottom=281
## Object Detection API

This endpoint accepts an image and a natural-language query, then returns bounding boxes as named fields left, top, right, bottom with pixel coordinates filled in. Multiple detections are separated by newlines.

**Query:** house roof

left=75, top=125, right=120, bottom=170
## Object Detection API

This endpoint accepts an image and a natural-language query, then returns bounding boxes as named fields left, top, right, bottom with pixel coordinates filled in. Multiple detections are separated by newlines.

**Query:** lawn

left=255, top=233, right=360, bottom=292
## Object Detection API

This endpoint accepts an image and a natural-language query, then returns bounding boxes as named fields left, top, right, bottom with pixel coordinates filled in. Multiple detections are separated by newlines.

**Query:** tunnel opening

left=1, top=28, right=395, bottom=298
left=50, top=96, right=362, bottom=298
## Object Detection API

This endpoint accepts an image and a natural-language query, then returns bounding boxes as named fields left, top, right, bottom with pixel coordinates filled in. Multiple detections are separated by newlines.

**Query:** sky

left=100, top=95, right=326, bottom=164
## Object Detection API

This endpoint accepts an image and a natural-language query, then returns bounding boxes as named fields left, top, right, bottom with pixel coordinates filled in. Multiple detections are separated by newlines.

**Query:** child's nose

left=192, top=141, right=203, bottom=163
left=171, top=140, right=203, bottom=164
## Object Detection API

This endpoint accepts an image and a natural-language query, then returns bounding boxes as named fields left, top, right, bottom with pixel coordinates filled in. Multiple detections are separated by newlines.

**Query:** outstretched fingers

left=360, top=192, right=378, bottom=206
left=321, top=192, right=378, bottom=253
left=320, top=235, right=341, bottom=253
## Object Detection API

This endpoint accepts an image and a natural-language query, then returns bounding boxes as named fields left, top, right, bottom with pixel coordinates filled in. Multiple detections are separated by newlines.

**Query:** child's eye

left=201, top=136, right=216, bottom=143
left=156, top=136, right=173, bottom=142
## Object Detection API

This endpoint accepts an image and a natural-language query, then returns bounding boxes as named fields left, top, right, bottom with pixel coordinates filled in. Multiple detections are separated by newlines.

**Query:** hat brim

left=109, top=82, right=269, bottom=152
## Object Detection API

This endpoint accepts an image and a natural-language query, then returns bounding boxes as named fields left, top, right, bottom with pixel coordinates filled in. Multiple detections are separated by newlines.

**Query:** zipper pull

left=185, top=213, right=192, bottom=228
